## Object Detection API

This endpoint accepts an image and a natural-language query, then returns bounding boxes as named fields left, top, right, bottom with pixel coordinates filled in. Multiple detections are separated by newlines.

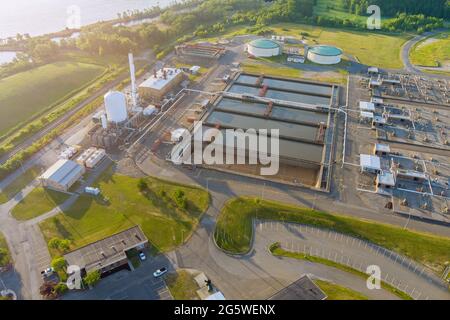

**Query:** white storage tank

left=247, top=39, right=281, bottom=58
left=104, top=91, right=128, bottom=124
left=307, top=45, right=343, bottom=65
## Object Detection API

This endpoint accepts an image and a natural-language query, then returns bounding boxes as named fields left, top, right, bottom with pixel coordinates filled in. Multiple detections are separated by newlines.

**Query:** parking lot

left=63, top=253, right=174, bottom=300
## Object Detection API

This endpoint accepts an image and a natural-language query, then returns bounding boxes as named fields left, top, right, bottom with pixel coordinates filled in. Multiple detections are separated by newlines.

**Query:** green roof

left=309, top=45, right=343, bottom=56
left=248, top=39, right=280, bottom=49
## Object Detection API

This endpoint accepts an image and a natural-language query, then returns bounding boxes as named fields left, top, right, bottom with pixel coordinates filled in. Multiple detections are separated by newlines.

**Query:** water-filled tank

left=104, top=91, right=128, bottom=123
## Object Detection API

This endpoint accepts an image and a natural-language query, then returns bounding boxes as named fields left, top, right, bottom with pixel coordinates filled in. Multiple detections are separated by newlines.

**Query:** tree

left=51, top=257, right=67, bottom=272
left=83, top=270, right=101, bottom=287
left=137, top=179, right=148, bottom=192
left=48, top=238, right=62, bottom=249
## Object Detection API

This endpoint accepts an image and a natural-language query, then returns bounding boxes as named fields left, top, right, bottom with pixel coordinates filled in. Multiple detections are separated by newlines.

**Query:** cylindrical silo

left=104, top=91, right=128, bottom=124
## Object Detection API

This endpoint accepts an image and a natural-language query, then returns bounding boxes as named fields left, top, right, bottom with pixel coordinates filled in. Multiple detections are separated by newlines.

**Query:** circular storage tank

left=104, top=91, right=128, bottom=124
left=307, top=45, right=343, bottom=65
left=247, top=39, right=281, bottom=57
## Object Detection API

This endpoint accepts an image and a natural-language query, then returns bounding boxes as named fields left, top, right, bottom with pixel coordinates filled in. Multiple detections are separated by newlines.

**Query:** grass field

left=270, top=244, right=411, bottom=300
left=214, top=197, right=450, bottom=274
left=11, top=187, right=71, bottom=221
left=0, top=232, right=11, bottom=267
left=39, top=167, right=210, bottom=256
left=0, top=166, right=43, bottom=204
left=314, top=279, right=368, bottom=300
left=242, top=59, right=302, bottom=78
left=0, top=61, right=105, bottom=135
left=410, top=32, right=450, bottom=67
left=268, top=23, right=410, bottom=69
left=165, top=270, right=199, bottom=300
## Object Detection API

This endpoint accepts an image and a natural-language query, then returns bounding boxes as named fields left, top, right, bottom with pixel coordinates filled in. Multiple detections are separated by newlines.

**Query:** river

left=0, top=0, right=175, bottom=39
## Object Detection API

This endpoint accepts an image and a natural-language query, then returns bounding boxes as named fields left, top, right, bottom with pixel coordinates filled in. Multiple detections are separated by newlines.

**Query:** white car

left=41, top=267, right=54, bottom=277
left=153, top=267, right=168, bottom=278
left=139, top=252, right=146, bottom=261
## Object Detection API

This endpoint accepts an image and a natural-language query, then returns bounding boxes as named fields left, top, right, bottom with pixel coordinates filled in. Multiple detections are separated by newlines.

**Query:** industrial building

left=360, top=154, right=381, bottom=173
left=64, top=226, right=148, bottom=276
left=307, top=45, right=343, bottom=65
left=39, top=159, right=85, bottom=192
left=138, top=68, right=184, bottom=102
left=247, top=39, right=282, bottom=57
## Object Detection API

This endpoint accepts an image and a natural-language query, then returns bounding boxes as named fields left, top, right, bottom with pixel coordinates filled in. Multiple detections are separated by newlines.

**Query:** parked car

left=139, top=252, right=146, bottom=261
left=153, top=267, right=168, bottom=278
left=41, top=267, right=54, bottom=278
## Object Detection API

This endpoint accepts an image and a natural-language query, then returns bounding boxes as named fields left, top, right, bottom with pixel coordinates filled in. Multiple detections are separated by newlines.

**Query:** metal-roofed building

left=269, top=275, right=327, bottom=300
left=39, top=159, right=85, bottom=192
left=138, top=68, right=184, bottom=102
left=359, top=101, right=376, bottom=112
left=377, top=171, right=396, bottom=188
left=374, top=143, right=391, bottom=156
left=64, top=226, right=148, bottom=275
left=360, top=154, right=381, bottom=173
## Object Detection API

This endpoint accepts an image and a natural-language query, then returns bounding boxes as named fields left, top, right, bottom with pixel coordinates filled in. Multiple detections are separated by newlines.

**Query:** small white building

left=359, top=101, right=376, bottom=112
left=374, top=143, right=391, bottom=156
left=360, top=154, right=381, bottom=173
left=368, top=67, right=379, bottom=75
left=39, top=159, right=85, bottom=192
left=377, top=171, right=396, bottom=188
left=360, top=111, right=374, bottom=120
left=371, top=97, right=384, bottom=107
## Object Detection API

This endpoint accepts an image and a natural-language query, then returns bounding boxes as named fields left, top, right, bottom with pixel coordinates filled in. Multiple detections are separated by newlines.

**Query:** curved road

left=401, top=30, right=449, bottom=78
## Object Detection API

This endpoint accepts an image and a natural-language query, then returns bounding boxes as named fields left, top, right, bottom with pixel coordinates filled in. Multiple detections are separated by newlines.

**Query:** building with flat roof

left=360, top=154, right=381, bottom=173
left=269, top=275, right=327, bottom=300
left=64, top=226, right=148, bottom=275
left=377, top=171, right=396, bottom=188
left=39, top=159, right=85, bottom=192
left=138, top=68, right=184, bottom=102
left=374, top=143, right=391, bottom=156
left=359, top=101, right=376, bottom=112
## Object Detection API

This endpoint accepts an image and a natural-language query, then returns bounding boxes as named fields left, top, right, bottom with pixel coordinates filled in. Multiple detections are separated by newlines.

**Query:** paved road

left=401, top=30, right=449, bottom=78
left=136, top=158, right=450, bottom=300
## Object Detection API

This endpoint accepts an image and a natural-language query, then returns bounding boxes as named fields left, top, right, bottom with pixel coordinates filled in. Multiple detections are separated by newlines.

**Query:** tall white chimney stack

left=128, top=52, right=138, bottom=108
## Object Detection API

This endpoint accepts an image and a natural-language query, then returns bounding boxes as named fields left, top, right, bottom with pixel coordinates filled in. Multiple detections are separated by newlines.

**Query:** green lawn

left=0, top=166, right=42, bottom=204
left=39, top=167, right=210, bottom=256
left=0, top=232, right=11, bottom=267
left=214, top=197, right=450, bottom=274
left=314, top=279, right=368, bottom=300
left=270, top=244, right=411, bottom=300
left=268, top=23, right=410, bottom=69
left=165, top=270, right=200, bottom=300
left=11, top=187, right=71, bottom=221
left=242, top=59, right=302, bottom=78
left=410, top=32, right=450, bottom=67
left=0, top=61, right=105, bottom=135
